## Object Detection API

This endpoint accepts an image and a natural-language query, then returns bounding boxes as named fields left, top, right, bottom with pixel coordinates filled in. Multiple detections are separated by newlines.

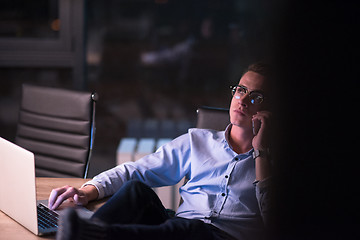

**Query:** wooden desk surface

left=0, top=177, right=105, bottom=240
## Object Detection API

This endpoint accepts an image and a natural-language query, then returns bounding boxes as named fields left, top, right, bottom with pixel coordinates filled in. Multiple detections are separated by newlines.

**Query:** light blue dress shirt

left=85, top=124, right=270, bottom=240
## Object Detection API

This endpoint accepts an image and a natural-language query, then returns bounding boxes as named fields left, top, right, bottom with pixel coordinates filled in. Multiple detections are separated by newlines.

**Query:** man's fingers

left=252, top=111, right=272, bottom=128
left=48, top=186, right=68, bottom=209
left=48, top=186, right=79, bottom=210
left=52, top=187, right=78, bottom=210
left=73, top=192, right=88, bottom=206
left=252, top=111, right=271, bottom=120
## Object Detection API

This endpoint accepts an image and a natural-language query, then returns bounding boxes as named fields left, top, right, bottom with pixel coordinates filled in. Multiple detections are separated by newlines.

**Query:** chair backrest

left=196, top=106, right=229, bottom=130
left=15, top=84, right=97, bottom=178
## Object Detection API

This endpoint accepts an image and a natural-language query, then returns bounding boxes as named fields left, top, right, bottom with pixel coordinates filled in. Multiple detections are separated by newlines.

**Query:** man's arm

left=252, top=110, right=273, bottom=227
left=253, top=178, right=272, bottom=227
left=252, top=110, right=272, bottom=182
left=49, top=133, right=191, bottom=210
left=48, top=184, right=99, bottom=210
left=255, top=154, right=271, bottom=181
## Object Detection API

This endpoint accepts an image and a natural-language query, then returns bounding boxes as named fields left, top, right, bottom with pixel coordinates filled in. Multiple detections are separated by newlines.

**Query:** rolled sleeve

left=80, top=133, right=191, bottom=200
left=253, top=177, right=272, bottom=227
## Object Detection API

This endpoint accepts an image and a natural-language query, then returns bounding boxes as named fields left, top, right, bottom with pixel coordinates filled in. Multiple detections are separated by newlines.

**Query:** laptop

left=0, top=137, right=92, bottom=235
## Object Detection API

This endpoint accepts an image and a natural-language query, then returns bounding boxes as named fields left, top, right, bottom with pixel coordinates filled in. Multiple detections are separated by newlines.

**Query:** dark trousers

left=92, top=180, right=234, bottom=240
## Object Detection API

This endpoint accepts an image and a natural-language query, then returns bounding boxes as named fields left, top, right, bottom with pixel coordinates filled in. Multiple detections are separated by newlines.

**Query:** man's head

left=229, top=62, right=271, bottom=128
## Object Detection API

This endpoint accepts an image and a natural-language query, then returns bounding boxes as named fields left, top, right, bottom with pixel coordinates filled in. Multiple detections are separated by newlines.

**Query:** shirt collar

left=223, top=123, right=254, bottom=156
left=224, top=123, right=232, bottom=144
left=224, top=124, right=234, bottom=151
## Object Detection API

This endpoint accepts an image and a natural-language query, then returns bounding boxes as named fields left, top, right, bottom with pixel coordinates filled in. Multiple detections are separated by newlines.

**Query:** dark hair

left=245, top=62, right=272, bottom=78
left=244, top=62, right=273, bottom=105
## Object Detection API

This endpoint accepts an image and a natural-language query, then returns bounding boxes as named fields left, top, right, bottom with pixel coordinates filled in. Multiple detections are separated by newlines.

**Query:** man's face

left=229, top=71, right=266, bottom=128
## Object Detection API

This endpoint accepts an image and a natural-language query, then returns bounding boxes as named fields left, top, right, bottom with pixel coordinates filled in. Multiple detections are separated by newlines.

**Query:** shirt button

left=234, top=157, right=239, bottom=161
left=225, top=175, right=229, bottom=178
left=221, top=193, right=226, bottom=197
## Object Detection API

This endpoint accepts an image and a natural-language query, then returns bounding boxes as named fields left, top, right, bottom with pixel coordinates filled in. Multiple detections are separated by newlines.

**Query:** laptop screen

left=0, top=137, right=39, bottom=235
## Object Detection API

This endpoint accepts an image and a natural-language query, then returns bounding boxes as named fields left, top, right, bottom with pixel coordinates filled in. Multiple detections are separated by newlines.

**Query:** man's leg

left=92, top=180, right=169, bottom=225
left=56, top=180, right=220, bottom=240
left=107, top=217, right=215, bottom=240
left=57, top=210, right=216, bottom=240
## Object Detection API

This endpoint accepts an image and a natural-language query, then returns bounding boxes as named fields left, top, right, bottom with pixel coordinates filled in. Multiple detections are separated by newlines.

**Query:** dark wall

left=272, top=1, right=359, bottom=239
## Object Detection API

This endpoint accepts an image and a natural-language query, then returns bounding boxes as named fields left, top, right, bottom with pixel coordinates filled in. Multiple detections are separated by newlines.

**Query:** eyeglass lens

left=231, top=86, right=263, bottom=104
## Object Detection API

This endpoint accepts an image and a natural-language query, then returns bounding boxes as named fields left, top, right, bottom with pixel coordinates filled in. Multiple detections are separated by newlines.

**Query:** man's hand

left=48, top=185, right=98, bottom=210
left=252, top=110, right=272, bottom=181
left=252, top=110, right=272, bottom=151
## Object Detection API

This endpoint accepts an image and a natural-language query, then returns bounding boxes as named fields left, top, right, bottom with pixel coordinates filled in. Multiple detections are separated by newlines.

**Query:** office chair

left=196, top=106, right=229, bottom=130
left=15, top=84, right=98, bottom=178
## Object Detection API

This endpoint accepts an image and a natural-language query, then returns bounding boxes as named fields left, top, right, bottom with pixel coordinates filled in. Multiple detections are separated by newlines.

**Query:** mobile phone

left=252, top=119, right=261, bottom=136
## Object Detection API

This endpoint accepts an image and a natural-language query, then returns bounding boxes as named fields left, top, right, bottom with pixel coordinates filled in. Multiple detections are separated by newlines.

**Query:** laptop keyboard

left=37, top=203, right=59, bottom=230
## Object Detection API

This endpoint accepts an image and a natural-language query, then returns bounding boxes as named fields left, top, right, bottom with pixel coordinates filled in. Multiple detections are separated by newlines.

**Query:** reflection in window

left=0, top=0, right=59, bottom=38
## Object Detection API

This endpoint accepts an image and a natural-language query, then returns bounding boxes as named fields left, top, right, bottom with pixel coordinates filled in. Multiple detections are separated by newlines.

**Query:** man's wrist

left=80, top=184, right=99, bottom=201
left=254, top=148, right=272, bottom=181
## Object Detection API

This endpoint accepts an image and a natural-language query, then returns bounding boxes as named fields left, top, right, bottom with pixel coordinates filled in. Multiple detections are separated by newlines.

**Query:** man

left=49, top=63, right=273, bottom=240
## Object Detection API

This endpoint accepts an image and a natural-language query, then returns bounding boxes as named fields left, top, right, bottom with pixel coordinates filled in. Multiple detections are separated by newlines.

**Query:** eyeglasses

left=230, top=85, right=265, bottom=105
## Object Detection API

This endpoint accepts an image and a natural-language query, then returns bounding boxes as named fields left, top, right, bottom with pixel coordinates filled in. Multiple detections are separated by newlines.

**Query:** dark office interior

left=1, top=0, right=359, bottom=239
left=0, top=0, right=275, bottom=175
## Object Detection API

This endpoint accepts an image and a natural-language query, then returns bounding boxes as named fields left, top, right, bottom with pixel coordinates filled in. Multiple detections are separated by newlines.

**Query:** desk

left=0, top=178, right=105, bottom=240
